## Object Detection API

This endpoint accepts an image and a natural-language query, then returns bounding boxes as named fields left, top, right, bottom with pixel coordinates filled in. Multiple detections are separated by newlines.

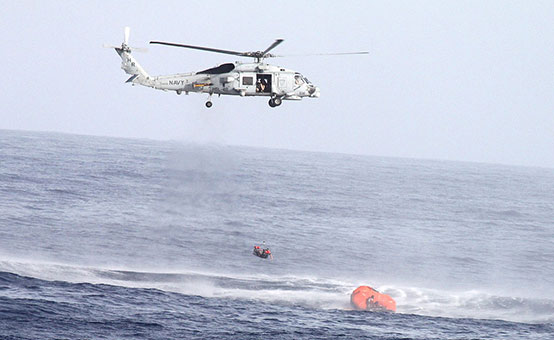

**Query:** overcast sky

left=1, top=1, right=553, bottom=168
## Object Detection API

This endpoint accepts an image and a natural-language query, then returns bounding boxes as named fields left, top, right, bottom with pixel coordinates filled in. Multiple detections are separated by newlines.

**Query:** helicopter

left=107, top=27, right=368, bottom=108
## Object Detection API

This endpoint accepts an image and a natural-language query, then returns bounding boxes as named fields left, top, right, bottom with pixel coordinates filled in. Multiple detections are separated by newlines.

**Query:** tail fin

left=112, top=27, right=151, bottom=85
left=115, top=47, right=149, bottom=79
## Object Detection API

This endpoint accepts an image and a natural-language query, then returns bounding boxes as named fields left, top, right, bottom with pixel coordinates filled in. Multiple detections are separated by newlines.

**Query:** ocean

left=0, top=129, right=552, bottom=339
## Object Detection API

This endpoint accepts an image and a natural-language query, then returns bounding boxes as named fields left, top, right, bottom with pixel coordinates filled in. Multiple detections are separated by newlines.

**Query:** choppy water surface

left=0, top=129, right=553, bottom=339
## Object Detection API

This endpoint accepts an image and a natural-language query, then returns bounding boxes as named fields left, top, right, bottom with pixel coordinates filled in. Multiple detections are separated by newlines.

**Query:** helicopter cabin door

left=240, top=74, right=256, bottom=95
left=256, top=74, right=272, bottom=94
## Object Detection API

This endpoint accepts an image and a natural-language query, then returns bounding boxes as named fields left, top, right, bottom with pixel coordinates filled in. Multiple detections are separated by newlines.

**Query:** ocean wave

left=0, top=259, right=551, bottom=324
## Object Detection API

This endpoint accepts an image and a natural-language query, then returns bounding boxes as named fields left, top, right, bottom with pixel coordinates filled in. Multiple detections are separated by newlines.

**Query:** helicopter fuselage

left=123, top=57, right=319, bottom=105
left=112, top=29, right=324, bottom=108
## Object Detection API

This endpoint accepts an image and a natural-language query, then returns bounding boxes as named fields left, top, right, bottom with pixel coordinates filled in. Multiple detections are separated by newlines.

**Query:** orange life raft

left=350, top=286, right=396, bottom=312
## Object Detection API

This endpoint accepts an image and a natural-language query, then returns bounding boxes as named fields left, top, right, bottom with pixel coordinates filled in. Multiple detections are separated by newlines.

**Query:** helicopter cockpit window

left=295, top=75, right=305, bottom=85
left=242, top=76, right=253, bottom=85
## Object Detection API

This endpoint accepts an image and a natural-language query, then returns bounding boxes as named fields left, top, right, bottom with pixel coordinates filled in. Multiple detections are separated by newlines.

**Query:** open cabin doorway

left=256, top=74, right=272, bottom=93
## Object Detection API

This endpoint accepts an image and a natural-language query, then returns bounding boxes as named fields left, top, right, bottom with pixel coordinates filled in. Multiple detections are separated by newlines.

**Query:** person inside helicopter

left=256, top=75, right=271, bottom=93
left=256, top=78, right=265, bottom=93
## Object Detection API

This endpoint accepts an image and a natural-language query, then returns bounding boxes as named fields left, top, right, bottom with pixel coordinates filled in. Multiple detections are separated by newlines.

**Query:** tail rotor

left=124, top=26, right=130, bottom=46
left=103, top=26, right=147, bottom=53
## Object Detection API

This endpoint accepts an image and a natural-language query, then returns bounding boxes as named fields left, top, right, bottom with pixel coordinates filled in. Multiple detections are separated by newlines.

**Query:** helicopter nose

left=310, top=86, right=320, bottom=98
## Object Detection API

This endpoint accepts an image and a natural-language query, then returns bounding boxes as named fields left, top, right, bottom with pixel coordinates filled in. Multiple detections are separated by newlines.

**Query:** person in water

left=264, top=248, right=273, bottom=260
left=261, top=241, right=273, bottom=259
left=253, top=245, right=273, bottom=259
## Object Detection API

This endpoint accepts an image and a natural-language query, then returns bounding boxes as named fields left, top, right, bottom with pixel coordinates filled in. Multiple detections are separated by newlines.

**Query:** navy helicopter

left=107, top=27, right=367, bottom=108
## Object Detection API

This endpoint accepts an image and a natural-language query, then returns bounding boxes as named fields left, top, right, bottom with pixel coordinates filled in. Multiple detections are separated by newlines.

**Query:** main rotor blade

left=149, top=41, right=246, bottom=56
left=274, top=51, right=369, bottom=57
left=262, top=39, right=284, bottom=55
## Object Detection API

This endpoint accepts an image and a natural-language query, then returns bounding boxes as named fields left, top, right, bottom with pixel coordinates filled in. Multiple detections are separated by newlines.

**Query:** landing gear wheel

left=205, top=101, right=213, bottom=108
left=268, top=99, right=276, bottom=108
left=273, top=97, right=282, bottom=106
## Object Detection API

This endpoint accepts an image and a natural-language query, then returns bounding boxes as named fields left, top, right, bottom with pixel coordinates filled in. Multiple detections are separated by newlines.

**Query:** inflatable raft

left=350, top=286, right=396, bottom=312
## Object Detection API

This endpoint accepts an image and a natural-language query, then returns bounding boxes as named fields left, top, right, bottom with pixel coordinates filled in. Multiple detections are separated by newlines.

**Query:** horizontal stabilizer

left=126, top=74, right=138, bottom=83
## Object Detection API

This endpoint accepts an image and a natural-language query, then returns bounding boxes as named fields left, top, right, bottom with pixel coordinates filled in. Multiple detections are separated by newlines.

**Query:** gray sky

left=1, top=1, right=553, bottom=168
